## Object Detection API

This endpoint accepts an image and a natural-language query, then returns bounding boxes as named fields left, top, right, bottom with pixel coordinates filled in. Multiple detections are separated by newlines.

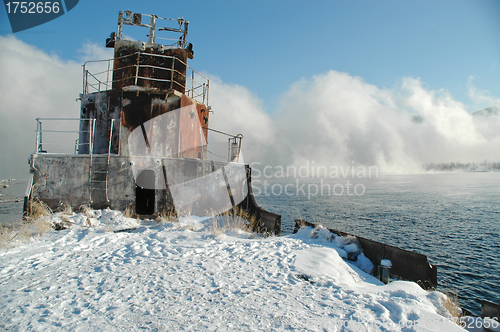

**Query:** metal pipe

left=204, top=127, right=243, bottom=139
left=170, top=56, right=175, bottom=90
left=378, top=259, right=392, bottom=284
left=35, top=118, right=41, bottom=152
left=148, top=15, right=156, bottom=44
left=135, top=53, right=140, bottom=86
left=82, top=65, right=87, bottom=95
left=105, top=119, right=114, bottom=202
left=106, top=59, right=111, bottom=90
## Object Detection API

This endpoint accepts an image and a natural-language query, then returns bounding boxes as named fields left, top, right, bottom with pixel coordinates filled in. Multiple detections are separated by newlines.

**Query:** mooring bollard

left=378, top=259, right=392, bottom=284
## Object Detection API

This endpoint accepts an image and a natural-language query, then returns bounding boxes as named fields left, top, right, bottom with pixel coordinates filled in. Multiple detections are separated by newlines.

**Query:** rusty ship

left=24, top=10, right=280, bottom=235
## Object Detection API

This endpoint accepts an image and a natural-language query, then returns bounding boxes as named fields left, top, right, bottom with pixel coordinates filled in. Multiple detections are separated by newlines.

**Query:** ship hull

left=25, top=153, right=281, bottom=235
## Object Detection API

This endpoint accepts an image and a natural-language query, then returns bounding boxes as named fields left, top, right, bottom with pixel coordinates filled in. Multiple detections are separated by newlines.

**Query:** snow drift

left=0, top=209, right=468, bottom=331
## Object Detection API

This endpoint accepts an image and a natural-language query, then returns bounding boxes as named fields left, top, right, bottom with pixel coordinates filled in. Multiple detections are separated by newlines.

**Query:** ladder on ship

left=89, top=119, right=114, bottom=205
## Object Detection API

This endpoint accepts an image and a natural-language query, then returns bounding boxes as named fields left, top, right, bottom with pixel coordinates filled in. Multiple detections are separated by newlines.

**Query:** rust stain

left=112, top=46, right=191, bottom=92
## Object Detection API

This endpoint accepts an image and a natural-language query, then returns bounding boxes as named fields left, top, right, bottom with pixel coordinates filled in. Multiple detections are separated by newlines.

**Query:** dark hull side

left=293, top=220, right=436, bottom=288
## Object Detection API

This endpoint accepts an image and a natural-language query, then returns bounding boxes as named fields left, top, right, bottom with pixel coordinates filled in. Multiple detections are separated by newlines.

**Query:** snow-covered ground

left=0, top=209, right=482, bottom=331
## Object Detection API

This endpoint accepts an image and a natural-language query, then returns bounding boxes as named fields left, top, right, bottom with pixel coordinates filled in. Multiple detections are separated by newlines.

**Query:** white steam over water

left=1, top=35, right=499, bottom=179
left=211, top=72, right=500, bottom=174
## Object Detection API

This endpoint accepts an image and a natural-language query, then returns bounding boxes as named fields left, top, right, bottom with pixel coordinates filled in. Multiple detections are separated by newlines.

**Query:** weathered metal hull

left=293, top=220, right=437, bottom=289
left=26, top=154, right=281, bottom=235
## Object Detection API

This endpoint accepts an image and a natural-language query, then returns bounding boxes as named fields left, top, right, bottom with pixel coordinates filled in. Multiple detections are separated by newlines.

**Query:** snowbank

left=0, top=209, right=468, bottom=331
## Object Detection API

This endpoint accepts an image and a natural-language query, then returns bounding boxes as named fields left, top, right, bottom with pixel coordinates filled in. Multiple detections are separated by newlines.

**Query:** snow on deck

left=0, top=209, right=466, bottom=331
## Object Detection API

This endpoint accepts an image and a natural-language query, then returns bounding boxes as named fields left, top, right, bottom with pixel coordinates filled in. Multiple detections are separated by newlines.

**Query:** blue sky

left=1, top=0, right=499, bottom=112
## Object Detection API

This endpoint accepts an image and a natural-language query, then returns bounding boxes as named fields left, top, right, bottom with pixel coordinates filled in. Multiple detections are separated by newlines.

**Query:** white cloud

left=208, top=78, right=276, bottom=164
left=467, top=76, right=500, bottom=110
left=0, top=35, right=82, bottom=179
left=78, top=41, right=114, bottom=63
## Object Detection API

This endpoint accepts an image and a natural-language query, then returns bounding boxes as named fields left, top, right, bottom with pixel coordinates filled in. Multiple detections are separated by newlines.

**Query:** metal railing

left=35, top=118, right=91, bottom=154
left=34, top=118, right=117, bottom=204
left=35, top=118, right=242, bottom=163
left=116, top=11, right=189, bottom=48
left=83, top=52, right=209, bottom=105
left=205, top=128, right=244, bottom=163
left=35, top=118, right=116, bottom=156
